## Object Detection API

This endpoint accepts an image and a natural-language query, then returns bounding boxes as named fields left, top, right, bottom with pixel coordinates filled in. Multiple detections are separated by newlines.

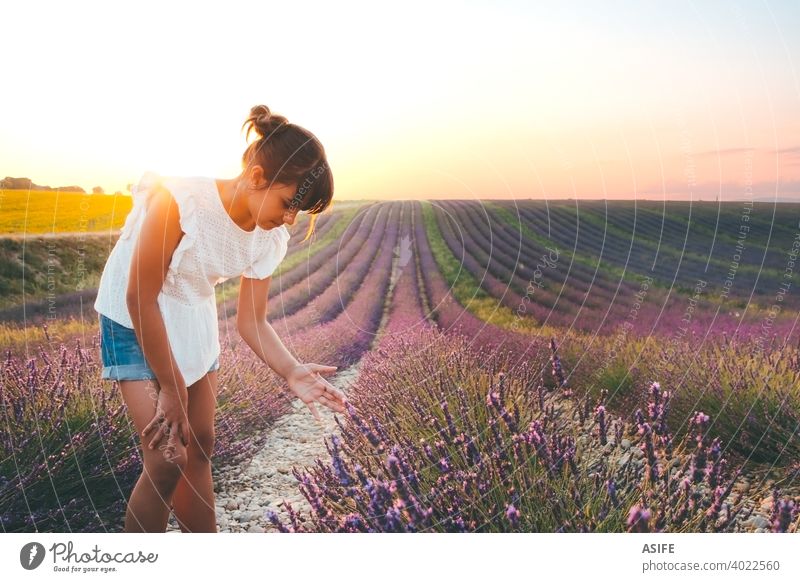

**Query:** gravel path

left=165, top=362, right=360, bottom=533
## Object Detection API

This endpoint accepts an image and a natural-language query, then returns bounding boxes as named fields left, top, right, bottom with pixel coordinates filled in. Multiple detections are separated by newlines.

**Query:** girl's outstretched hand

left=286, top=363, right=346, bottom=422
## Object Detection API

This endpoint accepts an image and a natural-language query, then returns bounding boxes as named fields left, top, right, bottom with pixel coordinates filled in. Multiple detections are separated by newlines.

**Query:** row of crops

left=1, top=200, right=798, bottom=532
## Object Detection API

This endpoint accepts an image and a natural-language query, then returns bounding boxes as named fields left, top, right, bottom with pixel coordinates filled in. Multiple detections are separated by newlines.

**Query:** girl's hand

left=286, top=363, right=346, bottom=421
left=142, top=386, right=190, bottom=461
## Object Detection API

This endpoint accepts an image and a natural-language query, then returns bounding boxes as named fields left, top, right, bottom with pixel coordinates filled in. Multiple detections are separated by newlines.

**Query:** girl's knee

left=188, top=429, right=215, bottom=463
left=142, top=447, right=188, bottom=488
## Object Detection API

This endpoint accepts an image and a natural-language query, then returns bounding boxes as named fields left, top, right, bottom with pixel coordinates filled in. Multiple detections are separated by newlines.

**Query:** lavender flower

left=627, top=505, right=651, bottom=532
left=550, top=337, right=567, bottom=389
left=770, top=489, right=797, bottom=533
left=506, top=504, right=521, bottom=527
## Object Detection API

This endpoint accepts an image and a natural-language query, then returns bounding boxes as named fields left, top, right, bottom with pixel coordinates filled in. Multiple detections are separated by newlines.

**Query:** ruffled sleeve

left=159, top=176, right=201, bottom=286
left=118, top=171, right=163, bottom=240
left=242, top=225, right=291, bottom=280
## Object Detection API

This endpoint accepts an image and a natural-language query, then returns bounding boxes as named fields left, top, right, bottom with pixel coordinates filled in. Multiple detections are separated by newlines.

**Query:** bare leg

left=119, top=377, right=188, bottom=532
left=173, top=370, right=219, bottom=533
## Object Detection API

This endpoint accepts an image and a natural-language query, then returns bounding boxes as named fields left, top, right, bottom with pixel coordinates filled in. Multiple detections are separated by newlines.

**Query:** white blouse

left=94, top=171, right=291, bottom=386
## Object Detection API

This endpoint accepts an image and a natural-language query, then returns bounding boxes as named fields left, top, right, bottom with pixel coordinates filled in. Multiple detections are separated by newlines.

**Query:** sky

left=1, top=0, right=799, bottom=201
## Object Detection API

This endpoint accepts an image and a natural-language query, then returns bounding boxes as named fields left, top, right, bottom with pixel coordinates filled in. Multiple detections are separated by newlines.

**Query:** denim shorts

left=98, top=313, right=219, bottom=382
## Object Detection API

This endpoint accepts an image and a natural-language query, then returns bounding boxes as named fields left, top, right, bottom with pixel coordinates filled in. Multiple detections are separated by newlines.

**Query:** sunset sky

left=1, top=0, right=799, bottom=201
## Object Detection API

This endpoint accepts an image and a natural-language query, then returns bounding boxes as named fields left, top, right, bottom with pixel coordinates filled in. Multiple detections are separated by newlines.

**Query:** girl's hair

left=240, top=104, right=334, bottom=241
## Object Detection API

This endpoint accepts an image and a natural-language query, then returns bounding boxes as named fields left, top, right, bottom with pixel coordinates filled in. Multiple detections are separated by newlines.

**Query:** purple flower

left=627, top=505, right=651, bottom=532
left=550, top=337, right=567, bottom=388
left=770, top=492, right=797, bottom=533
left=441, top=399, right=457, bottom=438
left=345, top=401, right=384, bottom=451
left=265, top=509, right=291, bottom=533
left=341, top=513, right=368, bottom=533
left=606, top=479, right=619, bottom=508
left=506, top=504, right=520, bottom=527
left=329, top=435, right=353, bottom=487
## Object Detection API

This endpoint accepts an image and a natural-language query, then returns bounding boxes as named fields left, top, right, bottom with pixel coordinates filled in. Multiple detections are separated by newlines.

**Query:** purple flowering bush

left=566, top=329, right=800, bottom=467
left=267, top=328, right=800, bottom=532
left=0, top=341, right=133, bottom=532
left=0, top=332, right=293, bottom=532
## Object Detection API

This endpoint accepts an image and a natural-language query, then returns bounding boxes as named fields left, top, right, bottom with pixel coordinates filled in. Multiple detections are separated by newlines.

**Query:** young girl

left=93, top=105, right=347, bottom=533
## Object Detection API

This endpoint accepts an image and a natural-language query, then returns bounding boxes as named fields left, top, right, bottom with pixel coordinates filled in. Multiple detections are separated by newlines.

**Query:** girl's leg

left=118, top=377, right=189, bottom=532
left=172, top=370, right=219, bottom=533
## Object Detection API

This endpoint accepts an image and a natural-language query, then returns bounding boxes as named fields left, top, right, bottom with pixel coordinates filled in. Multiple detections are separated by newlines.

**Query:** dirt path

left=166, top=363, right=361, bottom=533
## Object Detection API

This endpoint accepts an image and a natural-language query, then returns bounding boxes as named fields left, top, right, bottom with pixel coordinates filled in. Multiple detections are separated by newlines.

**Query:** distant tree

left=92, top=186, right=104, bottom=194
left=126, top=183, right=133, bottom=192
left=114, top=190, right=123, bottom=196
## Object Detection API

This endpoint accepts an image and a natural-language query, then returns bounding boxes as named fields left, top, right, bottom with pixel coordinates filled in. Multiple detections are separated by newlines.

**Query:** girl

left=93, top=105, right=347, bottom=533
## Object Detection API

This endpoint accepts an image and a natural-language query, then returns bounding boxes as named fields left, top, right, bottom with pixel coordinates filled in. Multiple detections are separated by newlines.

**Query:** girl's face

left=246, top=181, right=300, bottom=230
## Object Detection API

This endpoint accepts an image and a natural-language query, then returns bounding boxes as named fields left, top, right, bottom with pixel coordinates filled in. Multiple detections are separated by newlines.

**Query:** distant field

left=0, top=189, right=133, bottom=233
left=0, top=204, right=351, bottom=312
left=0, top=190, right=371, bottom=234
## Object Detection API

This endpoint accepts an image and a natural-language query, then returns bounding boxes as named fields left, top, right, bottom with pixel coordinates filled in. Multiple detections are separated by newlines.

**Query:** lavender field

left=2, top=200, right=799, bottom=533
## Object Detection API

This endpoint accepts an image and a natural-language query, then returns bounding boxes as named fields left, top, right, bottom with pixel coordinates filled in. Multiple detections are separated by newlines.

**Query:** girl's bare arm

left=126, top=184, right=187, bottom=393
left=237, top=274, right=345, bottom=418
left=236, top=275, right=300, bottom=379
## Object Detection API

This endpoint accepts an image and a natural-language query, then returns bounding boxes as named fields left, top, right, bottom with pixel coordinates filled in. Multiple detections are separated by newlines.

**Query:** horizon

left=4, top=185, right=800, bottom=205
left=1, top=0, right=799, bottom=201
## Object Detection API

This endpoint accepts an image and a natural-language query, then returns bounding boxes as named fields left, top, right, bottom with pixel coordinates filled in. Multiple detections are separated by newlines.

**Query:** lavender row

left=458, top=200, right=636, bottom=305
left=413, top=202, right=552, bottom=369
left=378, top=203, right=431, bottom=340
left=432, top=203, right=585, bottom=330
left=431, top=203, right=532, bottom=317
left=442, top=201, right=579, bottom=312
left=267, top=327, right=798, bottom=532
left=268, top=203, right=387, bottom=319
left=480, top=200, right=642, bottom=305
left=270, top=204, right=376, bottom=298
left=471, top=202, right=661, bottom=334
left=271, top=203, right=400, bottom=335
left=487, top=201, right=642, bottom=299
left=281, top=202, right=404, bottom=367
left=597, top=203, right=793, bottom=273
left=518, top=205, right=783, bottom=304
left=510, top=205, right=800, bottom=337
left=286, top=208, right=341, bottom=250
left=443, top=201, right=613, bottom=319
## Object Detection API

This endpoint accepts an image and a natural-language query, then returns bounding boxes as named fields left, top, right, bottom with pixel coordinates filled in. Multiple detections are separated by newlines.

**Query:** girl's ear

left=248, top=164, right=265, bottom=188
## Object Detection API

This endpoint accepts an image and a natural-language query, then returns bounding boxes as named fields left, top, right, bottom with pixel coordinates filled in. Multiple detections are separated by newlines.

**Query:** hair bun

left=241, top=105, right=292, bottom=141
left=248, top=104, right=290, bottom=138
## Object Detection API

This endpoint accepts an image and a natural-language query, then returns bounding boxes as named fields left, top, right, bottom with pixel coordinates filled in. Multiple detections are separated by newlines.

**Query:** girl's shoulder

left=132, top=172, right=213, bottom=233
left=130, top=171, right=164, bottom=203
